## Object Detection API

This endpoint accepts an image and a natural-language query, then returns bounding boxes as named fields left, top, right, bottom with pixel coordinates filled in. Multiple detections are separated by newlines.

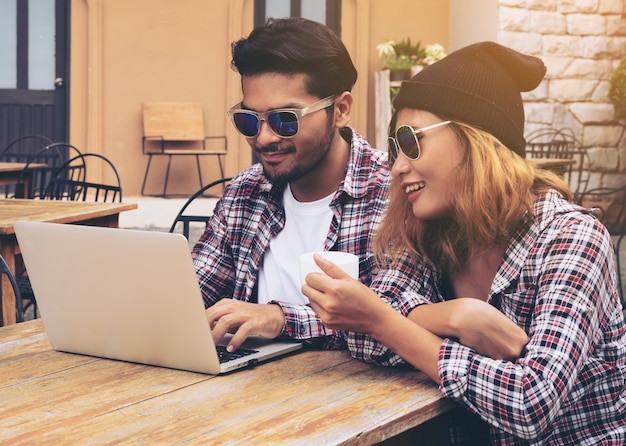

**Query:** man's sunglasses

left=387, top=121, right=452, bottom=165
left=227, top=95, right=337, bottom=138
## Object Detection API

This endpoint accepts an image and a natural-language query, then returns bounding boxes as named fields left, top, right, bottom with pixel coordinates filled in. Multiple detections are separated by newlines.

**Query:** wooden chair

left=526, top=127, right=591, bottom=202
left=43, top=153, right=123, bottom=202
left=141, top=102, right=227, bottom=197
left=576, top=185, right=626, bottom=307
left=169, top=177, right=231, bottom=246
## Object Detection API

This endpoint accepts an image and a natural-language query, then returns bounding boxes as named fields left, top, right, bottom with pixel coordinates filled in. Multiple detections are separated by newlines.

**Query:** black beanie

left=392, top=41, right=546, bottom=157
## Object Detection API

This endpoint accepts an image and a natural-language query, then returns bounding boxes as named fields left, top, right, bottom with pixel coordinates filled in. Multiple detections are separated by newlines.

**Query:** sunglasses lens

left=232, top=113, right=260, bottom=137
left=396, top=126, right=420, bottom=160
left=268, top=111, right=299, bottom=137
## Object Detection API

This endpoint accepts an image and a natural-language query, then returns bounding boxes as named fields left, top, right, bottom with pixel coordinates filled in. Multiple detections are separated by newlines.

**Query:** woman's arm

left=303, top=259, right=442, bottom=380
left=304, top=253, right=528, bottom=366
left=408, top=299, right=529, bottom=360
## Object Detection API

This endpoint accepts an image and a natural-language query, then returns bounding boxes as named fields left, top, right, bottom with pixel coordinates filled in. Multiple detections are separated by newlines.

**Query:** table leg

left=0, top=239, right=18, bottom=326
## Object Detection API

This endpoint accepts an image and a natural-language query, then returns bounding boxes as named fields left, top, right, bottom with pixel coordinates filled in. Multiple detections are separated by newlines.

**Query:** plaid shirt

left=347, top=190, right=626, bottom=445
left=192, top=127, right=389, bottom=349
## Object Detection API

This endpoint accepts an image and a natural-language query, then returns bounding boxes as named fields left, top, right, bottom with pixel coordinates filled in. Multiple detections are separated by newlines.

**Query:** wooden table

left=0, top=162, right=48, bottom=198
left=0, top=199, right=138, bottom=326
left=0, top=320, right=456, bottom=445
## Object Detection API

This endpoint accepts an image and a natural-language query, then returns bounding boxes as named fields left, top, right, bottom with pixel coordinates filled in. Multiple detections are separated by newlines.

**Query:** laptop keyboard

left=216, top=345, right=259, bottom=363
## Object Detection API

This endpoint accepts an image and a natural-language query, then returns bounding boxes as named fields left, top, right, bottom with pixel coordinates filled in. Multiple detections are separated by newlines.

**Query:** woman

left=302, top=42, right=626, bottom=444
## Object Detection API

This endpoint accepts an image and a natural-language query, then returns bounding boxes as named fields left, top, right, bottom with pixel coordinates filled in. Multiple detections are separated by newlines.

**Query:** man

left=192, top=17, right=389, bottom=353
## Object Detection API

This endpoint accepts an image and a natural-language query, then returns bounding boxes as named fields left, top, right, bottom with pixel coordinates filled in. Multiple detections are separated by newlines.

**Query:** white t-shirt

left=257, top=185, right=334, bottom=305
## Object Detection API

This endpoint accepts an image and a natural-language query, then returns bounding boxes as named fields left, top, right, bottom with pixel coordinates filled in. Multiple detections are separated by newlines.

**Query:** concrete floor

left=119, top=195, right=218, bottom=246
left=119, top=195, right=218, bottom=231
left=124, top=195, right=625, bottom=306
left=22, top=196, right=626, bottom=319
left=123, top=196, right=626, bottom=313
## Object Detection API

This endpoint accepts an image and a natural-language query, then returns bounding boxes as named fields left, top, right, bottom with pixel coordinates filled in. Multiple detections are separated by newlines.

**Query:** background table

left=0, top=320, right=456, bottom=445
left=0, top=162, right=48, bottom=198
left=0, top=199, right=138, bottom=326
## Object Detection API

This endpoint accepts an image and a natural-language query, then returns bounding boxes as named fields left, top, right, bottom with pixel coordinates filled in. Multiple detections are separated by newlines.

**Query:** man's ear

left=333, top=91, right=353, bottom=128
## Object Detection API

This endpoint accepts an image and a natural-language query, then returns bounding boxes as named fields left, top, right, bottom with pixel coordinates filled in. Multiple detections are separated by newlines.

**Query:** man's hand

left=205, top=299, right=286, bottom=352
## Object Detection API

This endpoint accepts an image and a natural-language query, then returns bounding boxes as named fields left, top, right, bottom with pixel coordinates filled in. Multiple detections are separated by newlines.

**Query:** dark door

left=0, top=0, right=69, bottom=152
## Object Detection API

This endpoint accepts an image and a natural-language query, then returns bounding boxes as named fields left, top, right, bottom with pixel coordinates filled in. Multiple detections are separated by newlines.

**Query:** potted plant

left=376, top=38, right=445, bottom=81
left=377, top=38, right=424, bottom=80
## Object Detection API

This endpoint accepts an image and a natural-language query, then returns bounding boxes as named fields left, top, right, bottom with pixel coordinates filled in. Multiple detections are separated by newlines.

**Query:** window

left=254, top=0, right=341, bottom=36
left=0, top=0, right=55, bottom=90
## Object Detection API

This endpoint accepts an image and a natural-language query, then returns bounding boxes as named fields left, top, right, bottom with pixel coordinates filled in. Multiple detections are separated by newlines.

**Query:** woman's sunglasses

left=387, top=120, right=452, bottom=165
left=227, top=95, right=337, bottom=138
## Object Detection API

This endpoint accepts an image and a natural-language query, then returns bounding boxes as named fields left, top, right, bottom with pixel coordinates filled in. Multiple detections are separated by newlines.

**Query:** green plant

left=377, top=38, right=425, bottom=71
left=376, top=38, right=445, bottom=72
left=394, top=38, right=425, bottom=60
left=609, top=56, right=626, bottom=121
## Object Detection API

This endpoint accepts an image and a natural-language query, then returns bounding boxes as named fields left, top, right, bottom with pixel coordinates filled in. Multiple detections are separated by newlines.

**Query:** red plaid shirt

left=348, top=190, right=626, bottom=445
left=192, top=127, right=389, bottom=349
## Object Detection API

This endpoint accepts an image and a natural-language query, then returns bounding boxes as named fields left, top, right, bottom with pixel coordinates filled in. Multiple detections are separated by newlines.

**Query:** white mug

left=299, top=251, right=359, bottom=285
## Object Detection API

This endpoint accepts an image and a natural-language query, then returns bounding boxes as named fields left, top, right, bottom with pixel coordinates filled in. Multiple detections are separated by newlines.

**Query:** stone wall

left=499, top=0, right=626, bottom=188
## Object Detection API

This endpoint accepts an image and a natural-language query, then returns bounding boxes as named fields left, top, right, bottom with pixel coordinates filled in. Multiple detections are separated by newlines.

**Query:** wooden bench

left=141, top=102, right=227, bottom=196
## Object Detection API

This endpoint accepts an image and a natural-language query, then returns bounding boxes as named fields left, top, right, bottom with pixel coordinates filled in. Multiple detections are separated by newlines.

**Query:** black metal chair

left=169, top=177, right=231, bottom=243
left=11, top=144, right=82, bottom=318
left=526, top=127, right=591, bottom=202
left=16, top=143, right=83, bottom=199
left=43, top=153, right=123, bottom=202
left=17, top=152, right=123, bottom=316
left=576, top=185, right=626, bottom=306
left=0, top=253, right=25, bottom=323
left=0, top=135, right=54, bottom=197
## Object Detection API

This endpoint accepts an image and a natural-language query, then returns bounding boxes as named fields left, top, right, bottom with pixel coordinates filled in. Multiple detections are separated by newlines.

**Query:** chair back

left=526, top=127, right=590, bottom=201
left=169, top=177, right=231, bottom=243
left=0, top=135, right=54, bottom=197
left=43, top=153, right=123, bottom=202
left=0, top=254, right=24, bottom=323
left=140, top=102, right=227, bottom=196
left=577, top=185, right=626, bottom=305
left=142, top=102, right=205, bottom=143
left=16, top=143, right=82, bottom=199
left=577, top=186, right=626, bottom=235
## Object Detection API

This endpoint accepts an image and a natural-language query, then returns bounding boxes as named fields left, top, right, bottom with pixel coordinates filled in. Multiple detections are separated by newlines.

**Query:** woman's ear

left=333, top=91, right=353, bottom=128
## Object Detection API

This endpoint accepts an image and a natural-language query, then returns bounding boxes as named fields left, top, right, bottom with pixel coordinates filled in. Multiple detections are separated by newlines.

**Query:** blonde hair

left=374, top=122, right=572, bottom=274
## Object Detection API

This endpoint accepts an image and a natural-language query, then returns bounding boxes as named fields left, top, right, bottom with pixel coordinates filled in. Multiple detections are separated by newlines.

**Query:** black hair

left=231, top=17, right=357, bottom=98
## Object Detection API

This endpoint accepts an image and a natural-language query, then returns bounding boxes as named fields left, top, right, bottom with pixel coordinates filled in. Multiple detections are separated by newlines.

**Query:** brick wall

left=499, top=0, right=626, bottom=188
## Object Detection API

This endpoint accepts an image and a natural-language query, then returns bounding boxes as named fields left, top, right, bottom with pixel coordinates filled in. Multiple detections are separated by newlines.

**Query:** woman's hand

left=453, top=298, right=529, bottom=360
left=301, top=253, right=389, bottom=335
left=409, top=298, right=529, bottom=360
left=302, top=253, right=443, bottom=381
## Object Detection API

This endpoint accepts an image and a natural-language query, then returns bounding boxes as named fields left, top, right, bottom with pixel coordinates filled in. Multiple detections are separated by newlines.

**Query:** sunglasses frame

left=227, top=95, right=337, bottom=139
left=388, top=120, right=452, bottom=165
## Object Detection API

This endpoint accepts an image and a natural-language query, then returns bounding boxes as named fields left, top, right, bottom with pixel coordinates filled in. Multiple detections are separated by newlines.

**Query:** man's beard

left=261, top=118, right=335, bottom=185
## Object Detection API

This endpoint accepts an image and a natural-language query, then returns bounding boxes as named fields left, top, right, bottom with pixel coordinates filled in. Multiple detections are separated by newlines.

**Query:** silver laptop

left=13, top=220, right=302, bottom=374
